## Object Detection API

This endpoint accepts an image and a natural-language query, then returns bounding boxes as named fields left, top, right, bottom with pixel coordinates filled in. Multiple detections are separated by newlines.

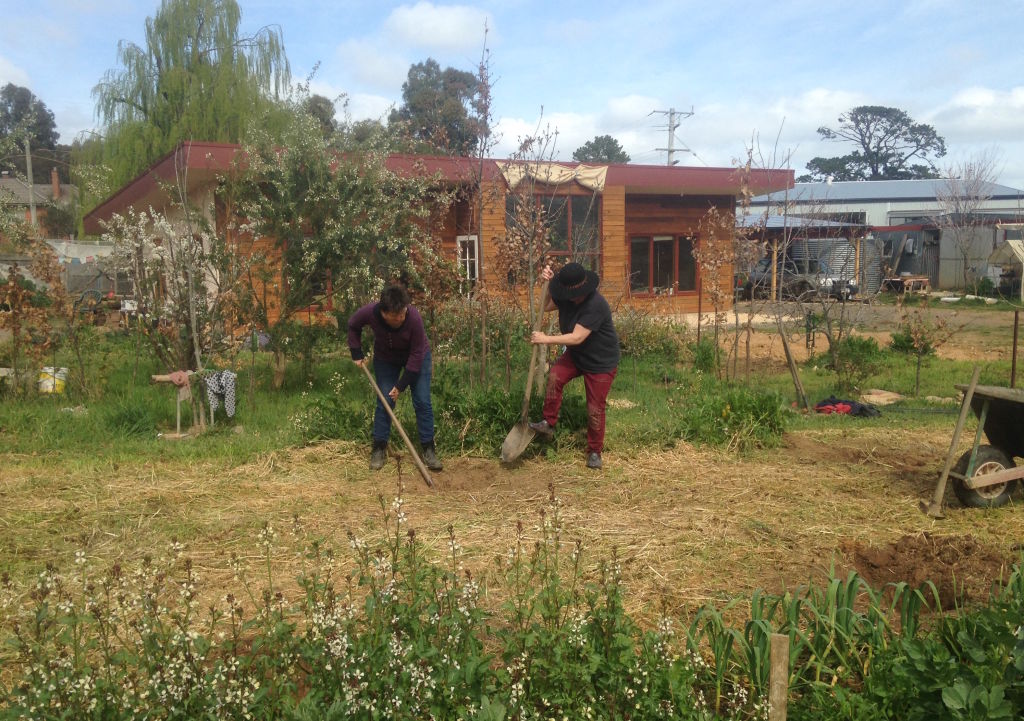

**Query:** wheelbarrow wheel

left=952, top=445, right=1017, bottom=508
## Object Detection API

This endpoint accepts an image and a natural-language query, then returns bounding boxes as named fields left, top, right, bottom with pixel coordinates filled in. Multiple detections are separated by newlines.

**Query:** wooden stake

left=769, top=633, right=789, bottom=721
left=777, top=317, right=809, bottom=411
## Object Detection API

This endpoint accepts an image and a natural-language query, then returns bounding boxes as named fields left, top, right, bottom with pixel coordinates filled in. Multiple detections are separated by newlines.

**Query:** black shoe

left=586, top=452, right=602, bottom=469
left=369, top=442, right=387, bottom=470
left=421, top=442, right=443, bottom=472
left=528, top=419, right=555, bottom=438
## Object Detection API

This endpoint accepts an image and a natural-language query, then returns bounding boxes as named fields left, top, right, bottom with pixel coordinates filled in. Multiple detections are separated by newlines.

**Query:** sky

left=4, top=0, right=1024, bottom=188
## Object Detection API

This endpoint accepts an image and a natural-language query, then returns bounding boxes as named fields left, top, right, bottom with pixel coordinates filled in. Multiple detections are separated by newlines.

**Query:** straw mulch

left=3, top=424, right=1024, bottom=625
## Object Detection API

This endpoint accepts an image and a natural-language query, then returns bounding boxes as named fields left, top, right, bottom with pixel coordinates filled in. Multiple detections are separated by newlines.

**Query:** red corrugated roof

left=84, top=141, right=793, bottom=234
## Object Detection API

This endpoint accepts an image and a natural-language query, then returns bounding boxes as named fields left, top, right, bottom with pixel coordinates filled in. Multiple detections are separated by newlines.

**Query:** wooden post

left=1012, top=310, right=1019, bottom=389
left=922, top=365, right=981, bottom=517
left=769, top=633, right=789, bottom=721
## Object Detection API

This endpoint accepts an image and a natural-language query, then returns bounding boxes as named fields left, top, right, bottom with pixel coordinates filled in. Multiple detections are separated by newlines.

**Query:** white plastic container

left=38, top=367, right=68, bottom=394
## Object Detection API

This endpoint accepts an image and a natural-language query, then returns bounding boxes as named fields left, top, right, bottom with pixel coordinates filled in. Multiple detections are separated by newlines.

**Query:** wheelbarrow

left=923, top=366, right=1024, bottom=515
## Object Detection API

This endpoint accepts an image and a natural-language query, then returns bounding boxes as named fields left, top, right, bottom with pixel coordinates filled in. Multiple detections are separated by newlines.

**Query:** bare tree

left=933, top=150, right=1001, bottom=292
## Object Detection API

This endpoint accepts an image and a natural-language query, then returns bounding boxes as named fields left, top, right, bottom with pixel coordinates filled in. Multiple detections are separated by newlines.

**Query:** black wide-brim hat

left=549, top=262, right=599, bottom=302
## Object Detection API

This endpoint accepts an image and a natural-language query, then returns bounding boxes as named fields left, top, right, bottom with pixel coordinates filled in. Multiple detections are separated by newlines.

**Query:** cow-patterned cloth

left=205, top=370, right=237, bottom=418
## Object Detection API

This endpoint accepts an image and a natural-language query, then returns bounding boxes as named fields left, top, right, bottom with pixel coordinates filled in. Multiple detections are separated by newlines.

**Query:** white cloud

left=928, top=86, right=1024, bottom=143
left=335, top=39, right=410, bottom=90
left=306, top=78, right=395, bottom=123
left=346, top=93, right=397, bottom=122
left=384, top=2, right=491, bottom=53
left=0, top=55, right=30, bottom=87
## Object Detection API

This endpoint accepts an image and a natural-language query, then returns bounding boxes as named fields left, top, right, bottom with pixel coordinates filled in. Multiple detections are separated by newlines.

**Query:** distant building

left=0, top=167, right=77, bottom=238
left=750, top=179, right=1024, bottom=290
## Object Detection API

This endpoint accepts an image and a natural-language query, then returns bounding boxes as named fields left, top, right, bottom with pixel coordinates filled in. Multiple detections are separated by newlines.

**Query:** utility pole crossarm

left=650, top=106, right=694, bottom=166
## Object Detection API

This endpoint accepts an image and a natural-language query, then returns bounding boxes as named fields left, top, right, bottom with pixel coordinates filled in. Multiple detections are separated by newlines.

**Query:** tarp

left=498, top=162, right=607, bottom=192
left=988, top=238, right=1024, bottom=266
left=44, top=241, right=113, bottom=266
left=987, top=237, right=1024, bottom=301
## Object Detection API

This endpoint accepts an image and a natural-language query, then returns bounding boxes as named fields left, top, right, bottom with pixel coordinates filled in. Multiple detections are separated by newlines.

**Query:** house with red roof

left=84, top=141, right=792, bottom=321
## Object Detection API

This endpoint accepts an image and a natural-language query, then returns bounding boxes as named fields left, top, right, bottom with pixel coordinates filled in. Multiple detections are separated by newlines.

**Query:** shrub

left=615, top=307, right=688, bottom=359
left=813, top=335, right=885, bottom=393
left=674, top=379, right=787, bottom=451
left=889, top=328, right=934, bottom=356
left=690, top=338, right=720, bottom=374
left=292, top=372, right=371, bottom=444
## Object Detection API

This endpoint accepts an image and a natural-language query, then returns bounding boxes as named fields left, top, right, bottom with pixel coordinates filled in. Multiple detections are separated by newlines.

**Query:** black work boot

left=421, top=441, right=443, bottom=472
left=369, top=441, right=388, bottom=470
left=528, top=419, right=555, bottom=438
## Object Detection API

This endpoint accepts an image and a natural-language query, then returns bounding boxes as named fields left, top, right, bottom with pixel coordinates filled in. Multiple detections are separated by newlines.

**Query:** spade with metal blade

left=501, top=282, right=550, bottom=463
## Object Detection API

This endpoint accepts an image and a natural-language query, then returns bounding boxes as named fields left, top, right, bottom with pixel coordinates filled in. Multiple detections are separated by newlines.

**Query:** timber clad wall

left=479, top=179, right=508, bottom=291
left=601, top=185, right=627, bottom=299
left=457, top=181, right=737, bottom=314
left=617, top=194, right=735, bottom=314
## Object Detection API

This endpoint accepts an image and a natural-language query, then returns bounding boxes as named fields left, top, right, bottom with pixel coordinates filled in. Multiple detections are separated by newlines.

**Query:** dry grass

left=4, top=423, right=1024, bottom=626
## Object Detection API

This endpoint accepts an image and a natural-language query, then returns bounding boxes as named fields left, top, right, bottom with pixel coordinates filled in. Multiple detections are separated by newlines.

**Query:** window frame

left=505, top=189, right=602, bottom=271
left=456, top=234, right=479, bottom=295
left=629, top=233, right=698, bottom=295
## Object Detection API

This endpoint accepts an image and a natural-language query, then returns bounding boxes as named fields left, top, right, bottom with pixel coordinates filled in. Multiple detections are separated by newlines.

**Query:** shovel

left=358, top=361, right=434, bottom=488
left=501, top=282, right=549, bottom=463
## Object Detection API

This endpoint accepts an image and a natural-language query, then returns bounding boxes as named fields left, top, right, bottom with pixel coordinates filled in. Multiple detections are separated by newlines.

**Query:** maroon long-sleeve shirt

left=347, top=302, right=430, bottom=391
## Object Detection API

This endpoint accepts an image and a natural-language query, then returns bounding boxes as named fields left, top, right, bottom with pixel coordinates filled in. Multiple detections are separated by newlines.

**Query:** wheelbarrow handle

left=922, top=365, right=981, bottom=517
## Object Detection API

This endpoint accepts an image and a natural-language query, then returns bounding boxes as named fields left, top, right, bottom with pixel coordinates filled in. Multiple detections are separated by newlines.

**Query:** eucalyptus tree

left=389, top=58, right=484, bottom=155
left=91, top=0, right=290, bottom=189
left=0, top=83, right=63, bottom=183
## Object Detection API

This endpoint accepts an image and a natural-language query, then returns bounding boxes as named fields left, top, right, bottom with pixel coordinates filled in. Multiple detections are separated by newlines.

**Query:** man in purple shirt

left=348, top=285, right=442, bottom=471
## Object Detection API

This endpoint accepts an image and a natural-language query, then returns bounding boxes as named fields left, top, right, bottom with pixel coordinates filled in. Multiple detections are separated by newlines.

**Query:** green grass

left=1, top=315, right=1015, bottom=469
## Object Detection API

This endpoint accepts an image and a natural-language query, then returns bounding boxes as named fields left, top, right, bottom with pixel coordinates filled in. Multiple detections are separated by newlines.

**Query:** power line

left=650, top=106, right=694, bottom=166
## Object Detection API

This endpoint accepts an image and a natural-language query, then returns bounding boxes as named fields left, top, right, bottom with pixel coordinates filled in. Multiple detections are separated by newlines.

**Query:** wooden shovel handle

left=519, top=282, right=550, bottom=422
left=359, top=362, right=434, bottom=488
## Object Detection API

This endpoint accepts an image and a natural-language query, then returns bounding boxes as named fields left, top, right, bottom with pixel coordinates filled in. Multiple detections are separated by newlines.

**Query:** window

left=506, top=192, right=601, bottom=269
left=457, top=235, right=478, bottom=294
left=630, top=234, right=696, bottom=294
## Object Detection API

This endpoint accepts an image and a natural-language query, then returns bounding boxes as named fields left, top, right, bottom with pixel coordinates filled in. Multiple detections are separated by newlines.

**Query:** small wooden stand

left=151, top=372, right=194, bottom=438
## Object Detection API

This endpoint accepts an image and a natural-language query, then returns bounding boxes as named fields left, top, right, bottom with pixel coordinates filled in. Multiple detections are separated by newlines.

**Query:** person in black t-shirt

left=528, top=263, right=620, bottom=469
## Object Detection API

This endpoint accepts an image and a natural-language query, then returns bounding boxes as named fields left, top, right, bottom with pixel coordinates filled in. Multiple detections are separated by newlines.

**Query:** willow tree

left=90, top=0, right=290, bottom=190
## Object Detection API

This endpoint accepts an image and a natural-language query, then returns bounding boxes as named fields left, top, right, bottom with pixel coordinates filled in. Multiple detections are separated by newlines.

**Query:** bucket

left=38, top=367, right=68, bottom=394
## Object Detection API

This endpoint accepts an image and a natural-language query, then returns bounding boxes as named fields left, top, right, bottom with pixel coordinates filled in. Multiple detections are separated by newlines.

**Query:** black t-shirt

left=556, top=291, right=620, bottom=373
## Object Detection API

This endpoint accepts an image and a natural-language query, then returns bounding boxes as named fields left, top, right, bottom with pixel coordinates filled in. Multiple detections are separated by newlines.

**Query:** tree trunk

left=272, top=349, right=287, bottom=389
left=777, top=317, right=810, bottom=411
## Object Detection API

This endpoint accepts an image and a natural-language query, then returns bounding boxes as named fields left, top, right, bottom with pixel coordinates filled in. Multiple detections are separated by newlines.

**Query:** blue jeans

left=372, top=351, right=435, bottom=445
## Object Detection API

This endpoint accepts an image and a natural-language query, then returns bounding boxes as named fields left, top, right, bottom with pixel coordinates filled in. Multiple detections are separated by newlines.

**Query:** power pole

left=24, top=138, right=37, bottom=227
left=651, top=107, right=694, bottom=166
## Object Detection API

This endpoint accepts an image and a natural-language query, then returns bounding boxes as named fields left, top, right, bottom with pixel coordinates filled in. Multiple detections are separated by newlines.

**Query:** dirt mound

left=842, top=532, right=1014, bottom=609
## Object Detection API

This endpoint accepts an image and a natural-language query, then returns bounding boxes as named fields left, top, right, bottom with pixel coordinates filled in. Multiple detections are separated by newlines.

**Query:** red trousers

left=541, top=353, right=617, bottom=453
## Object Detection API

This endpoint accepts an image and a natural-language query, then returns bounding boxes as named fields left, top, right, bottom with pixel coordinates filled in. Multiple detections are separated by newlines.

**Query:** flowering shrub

left=0, top=483, right=758, bottom=721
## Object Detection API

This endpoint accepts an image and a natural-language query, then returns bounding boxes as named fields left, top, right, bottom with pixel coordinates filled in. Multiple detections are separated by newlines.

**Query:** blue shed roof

left=750, top=178, right=1024, bottom=205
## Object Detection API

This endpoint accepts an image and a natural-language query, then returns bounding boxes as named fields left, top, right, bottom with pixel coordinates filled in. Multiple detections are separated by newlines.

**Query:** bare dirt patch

left=728, top=300, right=1020, bottom=364
left=841, top=532, right=1015, bottom=610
